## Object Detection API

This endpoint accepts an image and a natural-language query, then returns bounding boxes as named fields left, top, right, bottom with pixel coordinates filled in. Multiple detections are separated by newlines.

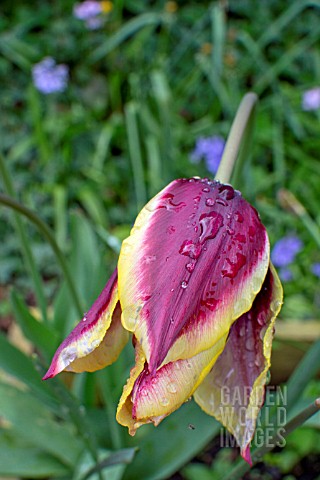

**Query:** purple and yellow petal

left=43, top=269, right=126, bottom=379
left=193, top=264, right=283, bottom=463
left=118, top=178, right=269, bottom=373
left=117, top=333, right=228, bottom=435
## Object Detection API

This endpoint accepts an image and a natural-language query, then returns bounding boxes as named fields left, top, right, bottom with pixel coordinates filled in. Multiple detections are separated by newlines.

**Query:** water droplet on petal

left=167, top=382, right=177, bottom=394
left=271, top=300, right=281, bottom=313
left=239, top=325, right=246, bottom=337
left=167, top=225, right=176, bottom=235
left=141, top=387, right=148, bottom=397
left=221, top=253, right=246, bottom=278
left=245, top=337, right=255, bottom=351
left=235, top=211, right=244, bottom=223
left=257, top=312, right=266, bottom=326
left=202, top=187, right=210, bottom=193
left=201, top=297, right=219, bottom=311
left=157, top=193, right=186, bottom=212
left=144, top=255, right=156, bottom=264
left=226, top=226, right=235, bottom=235
left=199, top=212, right=224, bottom=243
left=181, top=280, right=188, bottom=289
left=160, top=397, right=169, bottom=406
left=205, top=198, right=215, bottom=206
left=179, top=240, right=202, bottom=259
left=218, top=184, right=235, bottom=200
left=216, top=197, right=228, bottom=206
left=255, top=357, right=263, bottom=368
left=186, top=262, right=195, bottom=273
left=259, top=326, right=267, bottom=341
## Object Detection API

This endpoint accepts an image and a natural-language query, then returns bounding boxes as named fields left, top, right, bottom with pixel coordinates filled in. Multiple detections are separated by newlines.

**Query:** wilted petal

left=193, top=264, right=283, bottom=464
left=43, top=269, right=128, bottom=378
left=116, top=333, right=227, bottom=435
left=118, top=178, right=269, bottom=373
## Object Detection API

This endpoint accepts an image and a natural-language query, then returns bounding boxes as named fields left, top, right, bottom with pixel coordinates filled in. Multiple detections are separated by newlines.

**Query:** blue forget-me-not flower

left=191, top=136, right=225, bottom=175
left=32, top=58, right=68, bottom=94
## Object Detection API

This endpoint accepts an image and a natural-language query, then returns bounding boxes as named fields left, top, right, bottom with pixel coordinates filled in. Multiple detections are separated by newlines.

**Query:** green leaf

left=0, top=434, right=69, bottom=478
left=10, top=289, right=59, bottom=359
left=0, top=382, right=84, bottom=467
left=0, top=332, right=57, bottom=409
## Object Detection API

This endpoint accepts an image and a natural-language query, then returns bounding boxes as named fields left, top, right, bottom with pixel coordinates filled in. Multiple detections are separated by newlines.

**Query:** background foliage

left=0, top=1, right=320, bottom=479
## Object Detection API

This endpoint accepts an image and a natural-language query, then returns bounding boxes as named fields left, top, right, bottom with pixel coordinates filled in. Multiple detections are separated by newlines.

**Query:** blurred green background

left=0, top=1, right=320, bottom=479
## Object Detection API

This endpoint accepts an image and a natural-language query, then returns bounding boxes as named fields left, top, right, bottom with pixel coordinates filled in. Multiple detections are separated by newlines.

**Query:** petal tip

left=241, top=445, right=253, bottom=466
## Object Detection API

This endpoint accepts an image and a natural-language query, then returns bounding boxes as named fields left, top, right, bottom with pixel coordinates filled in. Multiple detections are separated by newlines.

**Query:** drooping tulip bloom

left=43, top=178, right=282, bottom=464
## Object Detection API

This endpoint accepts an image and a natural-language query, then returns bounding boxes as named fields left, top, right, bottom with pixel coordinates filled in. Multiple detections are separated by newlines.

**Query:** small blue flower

left=271, top=235, right=303, bottom=268
left=302, top=88, right=320, bottom=111
left=32, top=58, right=68, bottom=94
left=73, top=1, right=102, bottom=20
left=311, top=262, right=320, bottom=278
left=191, top=136, right=225, bottom=175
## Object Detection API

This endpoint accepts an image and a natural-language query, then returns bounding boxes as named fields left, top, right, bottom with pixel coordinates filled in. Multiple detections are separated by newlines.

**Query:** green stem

left=0, top=155, right=48, bottom=323
left=0, top=193, right=83, bottom=318
left=215, top=92, right=258, bottom=184
left=225, top=398, right=320, bottom=480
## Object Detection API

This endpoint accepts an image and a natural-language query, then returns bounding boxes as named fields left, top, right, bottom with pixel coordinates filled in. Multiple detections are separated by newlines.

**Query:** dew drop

left=255, top=357, right=263, bottom=368
left=226, top=226, right=235, bottom=235
left=259, top=326, right=267, bottom=341
left=205, top=198, right=215, bottom=206
left=248, top=225, right=256, bottom=240
left=167, top=225, right=176, bottom=235
left=144, top=255, right=156, bottom=264
left=142, top=294, right=151, bottom=302
left=248, top=361, right=254, bottom=368
left=201, top=297, right=219, bottom=311
left=186, top=262, right=195, bottom=273
left=218, top=185, right=235, bottom=200
left=221, top=253, right=247, bottom=279
left=245, top=337, right=255, bottom=351
left=257, top=312, right=266, bottom=326
left=239, top=325, right=246, bottom=337
left=271, top=300, right=281, bottom=313
left=157, top=193, right=186, bottom=212
left=216, top=197, right=228, bottom=206
left=82, top=316, right=87, bottom=322
left=199, top=212, right=224, bottom=243
left=179, top=240, right=202, bottom=259
left=181, top=280, right=188, bottom=289
left=160, top=397, right=169, bottom=407
left=235, top=211, right=244, bottom=223
left=167, top=382, right=177, bottom=394
left=202, top=187, right=210, bottom=193
left=141, top=387, right=148, bottom=397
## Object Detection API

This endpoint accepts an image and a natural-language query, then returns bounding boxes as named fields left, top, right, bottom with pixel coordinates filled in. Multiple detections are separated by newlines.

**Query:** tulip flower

left=43, top=177, right=282, bottom=465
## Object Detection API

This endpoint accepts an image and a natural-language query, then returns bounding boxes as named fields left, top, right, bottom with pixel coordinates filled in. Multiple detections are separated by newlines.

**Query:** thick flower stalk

left=44, top=177, right=282, bottom=464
